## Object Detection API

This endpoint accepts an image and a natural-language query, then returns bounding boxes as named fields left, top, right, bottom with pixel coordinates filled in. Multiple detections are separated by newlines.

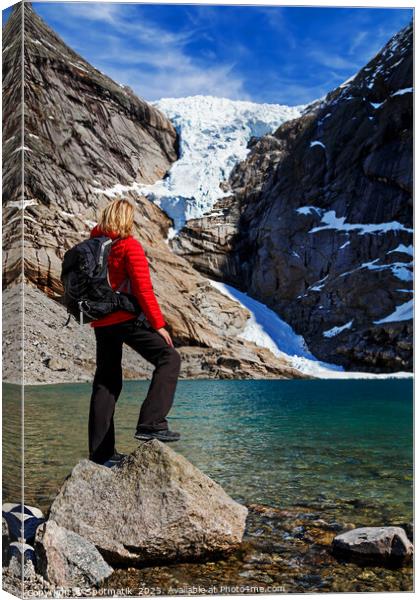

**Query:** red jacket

left=89, top=225, right=166, bottom=330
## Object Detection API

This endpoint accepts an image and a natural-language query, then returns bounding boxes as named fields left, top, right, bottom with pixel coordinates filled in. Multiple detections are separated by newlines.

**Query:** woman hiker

left=88, top=198, right=181, bottom=466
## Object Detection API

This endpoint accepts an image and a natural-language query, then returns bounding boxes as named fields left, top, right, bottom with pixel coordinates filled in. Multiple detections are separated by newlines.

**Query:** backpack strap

left=98, top=238, right=113, bottom=268
left=108, top=237, right=130, bottom=292
left=116, top=277, right=131, bottom=293
left=99, top=235, right=121, bottom=273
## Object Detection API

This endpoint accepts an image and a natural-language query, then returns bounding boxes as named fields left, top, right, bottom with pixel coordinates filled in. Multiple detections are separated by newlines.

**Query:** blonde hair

left=97, top=199, right=134, bottom=238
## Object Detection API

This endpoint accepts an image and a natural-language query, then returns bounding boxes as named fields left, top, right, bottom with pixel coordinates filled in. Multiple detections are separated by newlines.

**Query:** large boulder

left=34, top=519, right=113, bottom=587
left=332, top=526, right=413, bottom=565
left=48, top=440, right=248, bottom=565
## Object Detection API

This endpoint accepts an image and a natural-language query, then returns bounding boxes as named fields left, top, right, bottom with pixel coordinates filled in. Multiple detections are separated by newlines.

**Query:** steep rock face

left=173, top=22, right=413, bottom=373
left=2, top=2, right=307, bottom=382
left=20, top=1, right=178, bottom=296
left=2, top=1, right=24, bottom=387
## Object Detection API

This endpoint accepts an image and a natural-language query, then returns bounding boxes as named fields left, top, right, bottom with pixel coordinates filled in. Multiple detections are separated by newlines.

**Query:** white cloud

left=55, top=2, right=121, bottom=25
left=104, top=62, right=249, bottom=102
left=349, top=30, right=369, bottom=54
left=53, top=2, right=198, bottom=45
left=307, top=47, right=359, bottom=71
left=40, top=2, right=248, bottom=101
left=256, top=6, right=297, bottom=49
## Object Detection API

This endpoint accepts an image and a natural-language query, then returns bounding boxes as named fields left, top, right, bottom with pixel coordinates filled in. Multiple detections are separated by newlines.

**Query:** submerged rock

left=48, top=440, right=248, bottom=566
left=101, top=504, right=413, bottom=594
left=332, top=526, right=413, bottom=565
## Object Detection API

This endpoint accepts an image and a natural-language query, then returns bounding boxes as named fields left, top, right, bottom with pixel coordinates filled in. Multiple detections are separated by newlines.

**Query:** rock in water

left=48, top=440, right=248, bottom=565
left=34, top=520, right=113, bottom=586
left=332, top=526, right=413, bottom=565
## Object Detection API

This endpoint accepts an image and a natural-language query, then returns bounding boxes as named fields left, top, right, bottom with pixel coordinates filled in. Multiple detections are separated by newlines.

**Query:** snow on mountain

left=135, top=95, right=306, bottom=232
left=373, top=299, right=413, bottom=324
left=209, top=279, right=412, bottom=379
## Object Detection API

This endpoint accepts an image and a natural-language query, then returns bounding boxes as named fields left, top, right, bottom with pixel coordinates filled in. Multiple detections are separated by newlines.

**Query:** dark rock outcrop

left=2, top=2, right=309, bottom=382
left=173, top=22, right=413, bottom=373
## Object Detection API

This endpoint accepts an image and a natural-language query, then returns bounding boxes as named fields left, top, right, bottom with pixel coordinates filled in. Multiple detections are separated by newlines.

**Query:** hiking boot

left=134, top=428, right=181, bottom=443
left=101, top=452, right=127, bottom=468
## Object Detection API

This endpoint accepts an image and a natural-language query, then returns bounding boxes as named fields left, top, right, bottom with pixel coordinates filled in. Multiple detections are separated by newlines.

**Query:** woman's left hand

left=156, top=327, right=174, bottom=347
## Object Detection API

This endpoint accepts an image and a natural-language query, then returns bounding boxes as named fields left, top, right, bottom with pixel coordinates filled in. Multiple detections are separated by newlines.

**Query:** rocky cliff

left=173, top=21, right=413, bottom=373
left=2, top=2, right=307, bottom=383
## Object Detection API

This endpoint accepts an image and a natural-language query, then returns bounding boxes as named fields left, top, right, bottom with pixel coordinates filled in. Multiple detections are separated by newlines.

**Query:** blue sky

left=3, top=2, right=413, bottom=105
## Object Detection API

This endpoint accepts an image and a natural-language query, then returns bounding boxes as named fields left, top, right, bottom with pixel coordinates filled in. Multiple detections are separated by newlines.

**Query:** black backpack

left=60, top=235, right=144, bottom=325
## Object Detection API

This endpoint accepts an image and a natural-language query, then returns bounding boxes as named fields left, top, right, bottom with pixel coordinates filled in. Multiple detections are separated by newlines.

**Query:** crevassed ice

left=137, top=95, right=307, bottom=232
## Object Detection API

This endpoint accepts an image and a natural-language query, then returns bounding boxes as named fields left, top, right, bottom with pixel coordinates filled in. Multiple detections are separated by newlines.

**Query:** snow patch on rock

left=208, top=280, right=412, bottom=379
left=374, top=299, right=413, bottom=324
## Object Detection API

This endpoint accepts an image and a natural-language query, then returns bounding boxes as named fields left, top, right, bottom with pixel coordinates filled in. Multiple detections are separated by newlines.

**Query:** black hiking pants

left=88, top=316, right=181, bottom=464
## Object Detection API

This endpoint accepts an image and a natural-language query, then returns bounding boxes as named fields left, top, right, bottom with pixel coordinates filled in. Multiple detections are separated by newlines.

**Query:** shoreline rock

left=332, top=526, right=413, bottom=566
left=1, top=500, right=413, bottom=596
left=34, top=519, right=113, bottom=587
left=47, top=440, right=248, bottom=566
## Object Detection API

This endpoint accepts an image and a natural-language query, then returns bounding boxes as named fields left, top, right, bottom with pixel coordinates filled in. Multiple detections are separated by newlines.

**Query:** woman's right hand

left=156, top=327, right=174, bottom=347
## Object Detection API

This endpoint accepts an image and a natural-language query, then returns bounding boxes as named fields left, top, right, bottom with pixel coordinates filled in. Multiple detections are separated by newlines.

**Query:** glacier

left=135, top=95, right=307, bottom=231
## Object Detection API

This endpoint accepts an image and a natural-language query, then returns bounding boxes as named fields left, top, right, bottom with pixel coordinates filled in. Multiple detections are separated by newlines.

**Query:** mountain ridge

left=2, top=1, right=310, bottom=383
left=173, top=19, right=413, bottom=373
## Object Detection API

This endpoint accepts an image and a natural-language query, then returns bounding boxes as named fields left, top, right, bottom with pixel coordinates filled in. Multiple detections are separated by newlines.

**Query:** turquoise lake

left=2, top=379, right=413, bottom=525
